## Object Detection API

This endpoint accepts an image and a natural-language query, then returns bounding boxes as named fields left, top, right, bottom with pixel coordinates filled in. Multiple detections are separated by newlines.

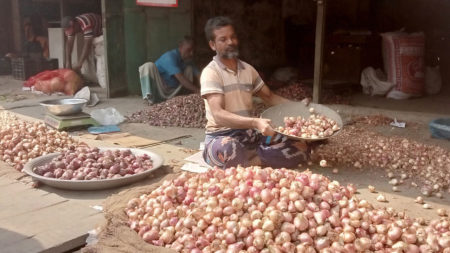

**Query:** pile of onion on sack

left=126, top=166, right=449, bottom=252
left=0, top=112, right=80, bottom=171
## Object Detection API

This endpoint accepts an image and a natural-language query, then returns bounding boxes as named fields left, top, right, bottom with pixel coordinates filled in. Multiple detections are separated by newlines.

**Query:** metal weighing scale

left=44, top=112, right=99, bottom=131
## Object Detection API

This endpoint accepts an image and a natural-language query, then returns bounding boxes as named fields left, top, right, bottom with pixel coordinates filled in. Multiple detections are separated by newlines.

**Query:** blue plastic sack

left=429, top=118, right=450, bottom=140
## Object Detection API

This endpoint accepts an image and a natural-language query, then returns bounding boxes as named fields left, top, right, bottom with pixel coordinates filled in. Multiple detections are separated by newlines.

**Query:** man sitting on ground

left=200, top=16, right=310, bottom=169
left=139, top=36, right=200, bottom=104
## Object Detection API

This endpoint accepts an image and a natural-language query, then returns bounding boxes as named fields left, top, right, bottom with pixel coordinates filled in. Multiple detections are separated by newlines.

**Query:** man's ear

left=208, top=40, right=216, bottom=51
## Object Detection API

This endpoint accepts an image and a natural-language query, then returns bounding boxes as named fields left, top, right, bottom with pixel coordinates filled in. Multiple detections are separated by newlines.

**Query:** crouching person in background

left=139, top=36, right=200, bottom=104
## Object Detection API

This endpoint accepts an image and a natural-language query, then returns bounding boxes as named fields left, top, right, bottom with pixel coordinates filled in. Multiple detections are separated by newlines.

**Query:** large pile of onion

left=313, top=117, right=450, bottom=195
left=33, top=147, right=154, bottom=180
left=126, top=166, right=449, bottom=252
left=0, top=112, right=79, bottom=171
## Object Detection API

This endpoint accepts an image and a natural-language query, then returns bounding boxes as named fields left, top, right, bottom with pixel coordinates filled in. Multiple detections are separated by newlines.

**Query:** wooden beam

left=101, top=0, right=110, bottom=98
left=312, top=0, right=327, bottom=103
left=11, top=0, right=21, bottom=53
left=59, top=0, right=64, bottom=21
left=60, top=0, right=65, bottom=67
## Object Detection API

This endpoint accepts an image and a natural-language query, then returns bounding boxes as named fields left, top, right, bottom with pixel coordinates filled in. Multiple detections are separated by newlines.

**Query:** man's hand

left=174, top=73, right=199, bottom=93
left=253, top=118, right=275, bottom=136
left=65, top=36, right=75, bottom=69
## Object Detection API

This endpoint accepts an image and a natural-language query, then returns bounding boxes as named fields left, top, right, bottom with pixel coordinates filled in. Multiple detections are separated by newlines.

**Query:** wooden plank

left=0, top=178, right=17, bottom=187
left=1, top=200, right=102, bottom=253
left=312, top=0, right=327, bottom=103
left=0, top=175, right=103, bottom=253
left=0, top=180, right=67, bottom=220
left=0, top=198, right=99, bottom=234
left=0, top=161, right=22, bottom=179
left=102, top=0, right=127, bottom=98
left=38, top=216, right=98, bottom=253
left=2, top=212, right=101, bottom=253
left=0, top=229, right=31, bottom=251
left=105, top=135, right=158, bottom=147
left=0, top=179, right=29, bottom=191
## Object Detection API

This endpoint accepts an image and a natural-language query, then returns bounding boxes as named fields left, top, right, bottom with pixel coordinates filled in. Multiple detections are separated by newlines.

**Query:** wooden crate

left=0, top=58, right=11, bottom=75
left=11, top=58, right=59, bottom=80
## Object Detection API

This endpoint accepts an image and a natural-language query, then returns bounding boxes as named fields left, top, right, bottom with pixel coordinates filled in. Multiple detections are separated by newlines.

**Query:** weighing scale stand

left=44, top=112, right=99, bottom=131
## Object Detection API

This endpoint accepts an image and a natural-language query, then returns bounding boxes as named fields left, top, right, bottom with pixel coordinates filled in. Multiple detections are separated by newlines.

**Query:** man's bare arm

left=74, top=37, right=94, bottom=70
left=206, top=93, right=275, bottom=136
left=256, top=85, right=290, bottom=106
left=65, top=37, right=75, bottom=68
left=174, top=73, right=199, bottom=92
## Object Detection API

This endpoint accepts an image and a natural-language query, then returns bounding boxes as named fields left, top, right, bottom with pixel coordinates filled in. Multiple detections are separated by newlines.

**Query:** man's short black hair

left=180, top=35, right=194, bottom=46
left=204, top=16, right=234, bottom=42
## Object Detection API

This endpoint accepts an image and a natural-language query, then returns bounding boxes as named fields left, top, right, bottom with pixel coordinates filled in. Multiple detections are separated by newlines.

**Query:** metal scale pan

left=40, top=98, right=98, bottom=130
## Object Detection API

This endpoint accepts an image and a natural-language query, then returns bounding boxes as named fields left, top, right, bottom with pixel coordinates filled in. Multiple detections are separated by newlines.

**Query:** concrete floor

left=350, top=90, right=450, bottom=115
left=0, top=75, right=449, bottom=242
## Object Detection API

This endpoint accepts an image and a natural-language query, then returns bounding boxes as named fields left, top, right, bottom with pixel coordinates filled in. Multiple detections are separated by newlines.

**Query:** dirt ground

left=0, top=75, right=449, bottom=252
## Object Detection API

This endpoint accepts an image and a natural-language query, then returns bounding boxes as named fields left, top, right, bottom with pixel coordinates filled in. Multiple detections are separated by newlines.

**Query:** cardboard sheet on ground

left=97, top=132, right=131, bottom=140
left=79, top=132, right=130, bottom=140
left=180, top=163, right=209, bottom=173
left=79, top=132, right=193, bottom=148
left=79, top=132, right=157, bottom=147
left=106, top=135, right=158, bottom=148
left=182, top=151, right=211, bottom=173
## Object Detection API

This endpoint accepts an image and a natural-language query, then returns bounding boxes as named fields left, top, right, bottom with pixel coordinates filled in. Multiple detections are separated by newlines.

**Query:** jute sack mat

left=82, top=167, right=180, bottom=253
